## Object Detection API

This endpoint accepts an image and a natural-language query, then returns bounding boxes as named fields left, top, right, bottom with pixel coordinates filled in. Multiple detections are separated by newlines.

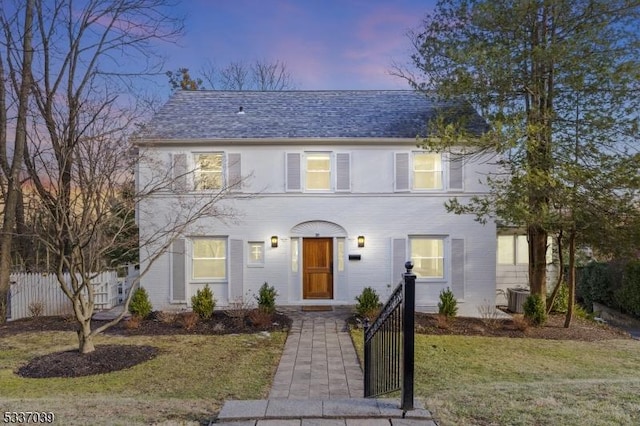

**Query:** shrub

left=438, top=288, right=458, bottom=318
left=255, top=282, right=278, bottom=314
left=548, top=282, right=568, bottom=313
left=355, top=287, right=382, bottom=317
left=523, top=293, right=547, bottom=326
left=248, top=308, right=273, bottom=327
left=156, top=311, right=178, bottom=324
left=28, top=301, right=44, bottom=318
left=512, top=314, right=529, bottom=332
left=180, top=312, right=199, bottom=330
left=615, top=260, right=640, bottom=317
left=191, top=285, right=215, bottom=320
left=129, top=287, right=153, bottom=319
left=124, top=314, right=142, bottom=329
left=577, top=262, right=614, bottom=309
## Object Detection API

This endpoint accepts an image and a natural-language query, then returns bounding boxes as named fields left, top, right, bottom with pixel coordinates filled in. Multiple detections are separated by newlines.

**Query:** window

left=337, top=238, right=345, bottom=272
left=291, top=238, right=299, bottom=272
left=497, top=235, right=531, bottom=265
left=413, top=152, right=442, bottom=190
left=248, top=241, right=264, bottom=266
left=305, top=153, right=331, bottom=190
left=195, top=153, right=223, bottom=190
left=410, top=237, right=444, bottom=279
left=192, top=238, right=226, bottom=279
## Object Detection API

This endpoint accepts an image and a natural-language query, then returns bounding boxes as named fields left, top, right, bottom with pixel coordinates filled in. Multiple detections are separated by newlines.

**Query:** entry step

left=213, top=398, right=435, bottom=425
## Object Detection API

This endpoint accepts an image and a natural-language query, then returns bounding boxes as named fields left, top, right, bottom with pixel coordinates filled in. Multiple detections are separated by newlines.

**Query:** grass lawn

left=0, top=330, right=287, bottom=425
left=351, top=330, right=640, bottom=425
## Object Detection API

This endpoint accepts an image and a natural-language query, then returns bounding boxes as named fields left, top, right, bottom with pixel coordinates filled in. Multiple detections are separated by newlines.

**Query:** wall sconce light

left=271, top=236, right=278, bottom=248
left=357, top=235, right=365, bottom=248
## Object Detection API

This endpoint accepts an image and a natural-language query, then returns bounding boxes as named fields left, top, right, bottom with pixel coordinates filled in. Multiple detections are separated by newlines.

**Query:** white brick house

left=134, top=90, right=497, bottom=315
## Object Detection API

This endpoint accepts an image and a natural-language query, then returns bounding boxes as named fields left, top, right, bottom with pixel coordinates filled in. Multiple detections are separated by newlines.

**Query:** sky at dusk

left=162, top=0, right=436, bottom=91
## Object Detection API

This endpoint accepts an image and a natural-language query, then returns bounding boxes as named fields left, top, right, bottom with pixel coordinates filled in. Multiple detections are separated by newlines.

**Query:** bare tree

left=14, top=0, right=194, bottom=353
left=0, top=0, right=34, bottom=323
left=200, top=59, right=295, bottom=91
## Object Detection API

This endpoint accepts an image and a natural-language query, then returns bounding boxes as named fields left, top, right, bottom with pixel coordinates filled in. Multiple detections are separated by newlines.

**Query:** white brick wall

left=138, top=142, right=498, bottom=312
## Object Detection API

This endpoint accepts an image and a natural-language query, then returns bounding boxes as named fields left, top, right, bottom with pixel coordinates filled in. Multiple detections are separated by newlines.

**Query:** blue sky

left=162, top=0, right=436, bottom=90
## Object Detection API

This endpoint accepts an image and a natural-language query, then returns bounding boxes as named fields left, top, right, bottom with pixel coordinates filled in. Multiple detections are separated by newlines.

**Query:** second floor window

left=195, top=153, right=223, bottom=190
left=413, top=152, right=442, bottom=190
left=305, top=153, right=331, bottom=190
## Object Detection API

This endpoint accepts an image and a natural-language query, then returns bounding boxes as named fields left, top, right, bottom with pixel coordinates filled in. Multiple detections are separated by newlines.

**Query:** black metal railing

left=364, top=261, right=416, bottom=411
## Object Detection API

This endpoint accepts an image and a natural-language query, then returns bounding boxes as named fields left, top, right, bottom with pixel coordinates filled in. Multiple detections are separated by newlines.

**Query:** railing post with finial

left=401, top=261, right=416, bottom=412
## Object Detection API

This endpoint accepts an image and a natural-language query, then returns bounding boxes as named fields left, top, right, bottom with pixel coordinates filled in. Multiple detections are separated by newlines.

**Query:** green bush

left=355, top=287, right=382, bottom=317
left=523, top=293, right=547, bottom=326
left=577, top=262, right=614, bottom=309
left=615, top=260, right=640, bottom=317
left=191, top=285, right=216, bottom=320
left=548, top=282, right=568, bottom=313
left=255, top=282, right=278, bottom=314
left=129, top=287, right=153, bottom=319
left=438, top=288, right=458, bottom=318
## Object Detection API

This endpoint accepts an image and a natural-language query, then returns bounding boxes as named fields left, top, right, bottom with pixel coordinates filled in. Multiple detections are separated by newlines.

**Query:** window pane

left=193, top=239, right=225, bottom=258
left=306, top=153, right=331, bottom=190
left=306, top=171, right=331, bottom=190
left=337, top=238, right=345, bottom=272
left=248, top=242, right=264, bottom=264
left=414, top=172, right=442, bottom=189
left=413, top=153, right=442, bottom=189
left=291, top=239, right=299, bottom=272
left=516, top=235, right=529, bottom=264
left=196, top=154, right=223, bottom=190
left=410, top=238, right=444, bottom=278
left=193, top=259, right=226, bottom=279
left=497, top=236, right=514, bottom=265
left=192, top=239, right=226, bottom=279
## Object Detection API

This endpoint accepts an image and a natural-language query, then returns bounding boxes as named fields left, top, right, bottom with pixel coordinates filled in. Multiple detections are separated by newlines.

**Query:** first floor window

left=248, top=241, right=265, bottom=265
left=410, top=237, right=444, bottom=278
left=192, top=238, right=226, bottom=279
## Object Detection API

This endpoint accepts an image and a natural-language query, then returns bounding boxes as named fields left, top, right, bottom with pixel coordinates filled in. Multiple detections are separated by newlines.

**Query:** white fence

left=7, top=266, right=138, bottom=321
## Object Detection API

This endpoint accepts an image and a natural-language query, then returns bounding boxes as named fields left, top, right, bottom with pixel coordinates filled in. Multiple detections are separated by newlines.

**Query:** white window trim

left=409, top=235, right=449, bottom=282
left=190, top=237, right=228, bottom=282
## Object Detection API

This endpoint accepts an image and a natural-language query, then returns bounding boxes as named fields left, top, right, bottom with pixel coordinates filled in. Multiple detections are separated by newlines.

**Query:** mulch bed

left=4, top=310, right=292, bottom=379
left=17, top=345, right=159, bottom=379
left=414, top=312, right=632, bottom=341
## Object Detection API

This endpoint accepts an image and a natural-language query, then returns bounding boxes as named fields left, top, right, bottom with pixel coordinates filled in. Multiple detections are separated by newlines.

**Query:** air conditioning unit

left=507, top=288, right=530, bottom=313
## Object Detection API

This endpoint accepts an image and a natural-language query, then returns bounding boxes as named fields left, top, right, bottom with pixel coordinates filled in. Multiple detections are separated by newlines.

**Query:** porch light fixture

left=357, top=235, right=365, bottom=248
left=271, top=236, right=278, bottom=248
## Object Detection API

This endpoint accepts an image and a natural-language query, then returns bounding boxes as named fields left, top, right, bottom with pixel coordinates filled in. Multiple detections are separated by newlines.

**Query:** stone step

left=212, top=398, right=435, bottom=425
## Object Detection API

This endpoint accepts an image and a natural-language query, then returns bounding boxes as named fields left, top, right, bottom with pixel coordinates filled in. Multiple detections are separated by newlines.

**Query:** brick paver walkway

left=269, top=307, right=364, bottom=399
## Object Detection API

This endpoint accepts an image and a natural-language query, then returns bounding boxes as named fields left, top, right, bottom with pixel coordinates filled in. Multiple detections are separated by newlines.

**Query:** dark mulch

left=4, top=310, right=292, bottom=379
left=17, top=345, right=159, bottom=378
left=414, top=312, right=632, bottom=341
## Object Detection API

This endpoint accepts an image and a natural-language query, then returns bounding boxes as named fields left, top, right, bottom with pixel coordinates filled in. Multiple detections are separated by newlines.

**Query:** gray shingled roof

left=138, top=90, right=486, bottom=140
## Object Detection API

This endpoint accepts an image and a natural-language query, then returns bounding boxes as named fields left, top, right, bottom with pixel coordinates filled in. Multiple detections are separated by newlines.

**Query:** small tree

left=255, top=282, right=278, bottom=314
left=191, top=285, right=216, bottom=320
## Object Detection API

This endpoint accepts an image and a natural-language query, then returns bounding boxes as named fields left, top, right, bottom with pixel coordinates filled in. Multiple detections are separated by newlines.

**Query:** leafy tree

left=397, top=0, right=640, bottom=315
left=166, top=68, right=203, bottom=91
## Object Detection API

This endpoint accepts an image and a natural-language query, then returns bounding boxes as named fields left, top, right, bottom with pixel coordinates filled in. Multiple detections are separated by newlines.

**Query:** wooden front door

left=303, top=238, right=333, bottom=299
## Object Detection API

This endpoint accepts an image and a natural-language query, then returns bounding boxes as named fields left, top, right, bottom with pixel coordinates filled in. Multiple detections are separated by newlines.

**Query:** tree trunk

left=0, top=0, right=34, bottom=323
left=564, top=230, right=576, bottom=328
left=528, top=224, right=548, bottom=306
left=547, top=231, right=564, bottom=314
left=77, top=324, right=96, bottom=354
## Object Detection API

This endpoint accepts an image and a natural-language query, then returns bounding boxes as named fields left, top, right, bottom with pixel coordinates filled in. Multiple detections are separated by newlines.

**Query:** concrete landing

left=213, top=398, right=435, bottom=425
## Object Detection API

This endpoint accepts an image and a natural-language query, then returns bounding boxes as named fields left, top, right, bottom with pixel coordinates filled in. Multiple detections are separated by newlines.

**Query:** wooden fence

left=7, top=270, right=122, bottom=321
